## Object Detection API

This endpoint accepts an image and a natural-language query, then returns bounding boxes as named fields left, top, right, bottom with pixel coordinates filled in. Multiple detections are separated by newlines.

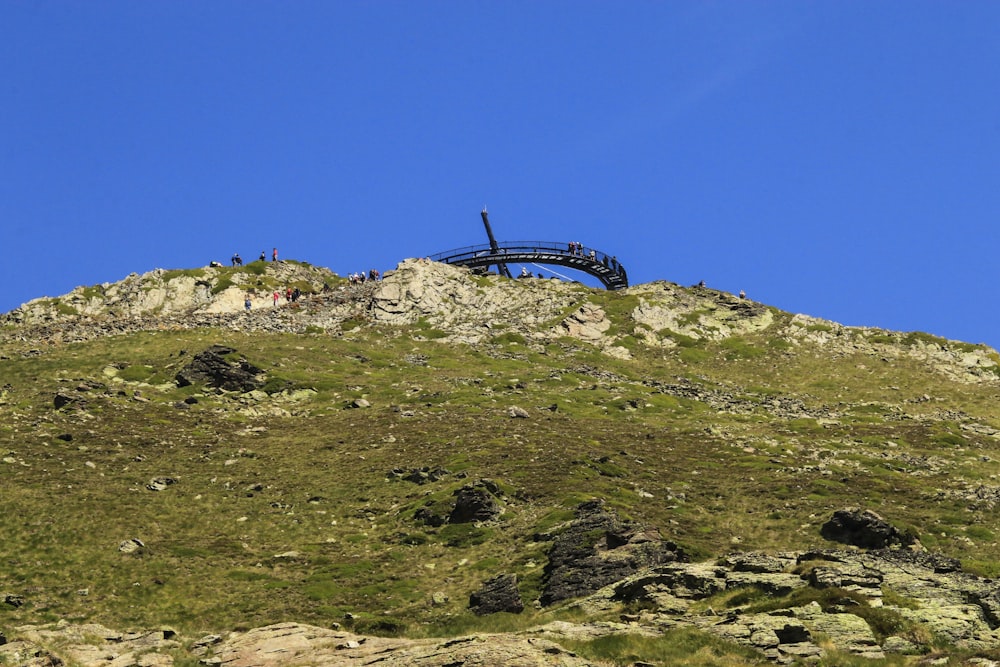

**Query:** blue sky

left=3, top=2, right=999, bottom=347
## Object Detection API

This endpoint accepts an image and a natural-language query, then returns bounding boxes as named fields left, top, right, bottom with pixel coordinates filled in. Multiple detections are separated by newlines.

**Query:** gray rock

left=53, top=392, right=77, bottom=409
left=723, top=552, right=797, bottom=574
left=725, top=571, right=806, bottom=597
left=449, top=483, right=503, bottom=524
left=175, top=345, right=264, bottom=392
left=3, top=593, right=24, bottom=609
left=882, top=635, right=921, bottom=654
left=469, top=574, right=524, bottom=615
left=189, top=634, right=223, bottom=656
left=820, top=508, right=916, bottom=549
left=612, top=563, right=725, bottom=604
left=118, top=538, right=145, bottom=554
left=146, top=477, right=176, bottom=492
left=388, top=466, right=450, bottom=484
left=540, top=499, right=687, bottom=606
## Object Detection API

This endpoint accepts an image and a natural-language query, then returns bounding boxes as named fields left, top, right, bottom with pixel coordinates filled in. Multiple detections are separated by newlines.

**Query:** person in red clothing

left=273, top=290, right=279, bottom=306
left=272, top=247, right=278, bottom=262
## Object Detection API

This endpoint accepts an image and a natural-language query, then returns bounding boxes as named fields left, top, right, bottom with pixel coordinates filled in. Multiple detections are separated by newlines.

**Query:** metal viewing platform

left=429, top=211, right=628, bottom=290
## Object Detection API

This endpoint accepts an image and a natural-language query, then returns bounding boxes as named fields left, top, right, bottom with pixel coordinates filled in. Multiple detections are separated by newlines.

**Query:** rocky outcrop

left=469, top=573, right=524, bottom=615
left=0, top=623, right=179, bottom=667
left=174, top=345, right=265, bottom=392
left=539, top=499, right=687, bottom=606
left=368, top=259, right=577, bottom=344
left=571, top=547, right=1000, bottom=662
left=4, top=258, right=997, bottom=382
left=410, top=479, right=506, bottom=528
left=629, top=281, right=775, bottom=343
left=6, top=262, right=339, bottom=324
left=448, top=481, right=505, bottom=524
left=1, top=622, right=600, bottom=667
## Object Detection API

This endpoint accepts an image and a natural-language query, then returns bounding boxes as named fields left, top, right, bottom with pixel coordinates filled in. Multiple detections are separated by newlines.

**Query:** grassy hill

left=3, top=259, right=1000, bottom=665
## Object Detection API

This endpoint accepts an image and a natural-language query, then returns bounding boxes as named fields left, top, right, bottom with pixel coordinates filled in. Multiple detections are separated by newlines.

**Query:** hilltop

left=3, top=259, right=1000, bottom=666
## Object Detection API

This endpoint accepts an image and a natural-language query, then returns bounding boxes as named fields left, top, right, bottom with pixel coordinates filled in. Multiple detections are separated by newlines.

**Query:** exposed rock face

left=1, top=622, right=600, bottom=667
left=4, top=258, right=998, bottom=382
left=368, top=259, right=576, bottom=341
left=820, top=508, right=917, bottom=549
left=629, top=281, right=774, bottom=343
left=6, top=262, right=339, bottom=323
left=575, top=548, right=1000, bottom=661
left=469, top=573, right=524, bottom=615
left=560, top=302, right=611, bottom=342
left=539, top=499, right=687, bottom=606
left=175, top=345, right=265, bottom=392
left=0, top=623, right=178, bottom=667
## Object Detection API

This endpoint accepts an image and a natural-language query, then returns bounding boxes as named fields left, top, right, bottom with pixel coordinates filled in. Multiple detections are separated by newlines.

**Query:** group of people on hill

left=243, top=285, right=301, bottom=311
left=231, top=248, right=279, bottom=266
left=349, top=269, right=381, bottom=284
left=272, top=286, right=301, bottom=305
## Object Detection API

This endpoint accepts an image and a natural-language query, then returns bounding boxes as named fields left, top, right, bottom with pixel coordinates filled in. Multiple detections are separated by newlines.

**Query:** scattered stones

left=387, top=466, right=450, bottom=484
left=146, top=477, right=177, bottom=492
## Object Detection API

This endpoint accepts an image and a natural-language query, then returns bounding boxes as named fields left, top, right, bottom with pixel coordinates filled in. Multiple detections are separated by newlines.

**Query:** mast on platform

left=480, top=208, right=512, bottom=278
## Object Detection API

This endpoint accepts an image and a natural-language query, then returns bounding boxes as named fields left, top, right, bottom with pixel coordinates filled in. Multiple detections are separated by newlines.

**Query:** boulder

left=53, top=392, right=77, bottom=409
left=449, top=483, right=503, bottom=524
left=540, top=499, right=686, bottom=606
left=820, top=508, right=916, bottom=549
left=3, top=593, right=24, bottom=609
left=146, top=477, right=176, bottom=492
left=118, top=538, right=145, bottom=554
left=469, top=574, right=524, bottom=616
left=175, top=345, right=264, bottom=392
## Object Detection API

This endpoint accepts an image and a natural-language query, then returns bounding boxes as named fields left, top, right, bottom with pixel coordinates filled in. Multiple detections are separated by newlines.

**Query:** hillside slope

left=3, top=259, right=1000, bottom=665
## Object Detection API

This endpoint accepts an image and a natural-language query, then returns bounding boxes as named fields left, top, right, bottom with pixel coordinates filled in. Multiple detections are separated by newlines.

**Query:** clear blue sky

left=3, top=2, right=999, bottom=347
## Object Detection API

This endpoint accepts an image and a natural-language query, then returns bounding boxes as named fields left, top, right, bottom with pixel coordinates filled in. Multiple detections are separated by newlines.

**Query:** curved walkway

left=429, top=241, right=628, bottom=290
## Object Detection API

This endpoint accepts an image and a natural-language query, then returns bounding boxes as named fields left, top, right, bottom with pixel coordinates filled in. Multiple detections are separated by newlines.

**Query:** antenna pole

left=479, top=208, right=511, bottom=278
left=480, top=208, right=501, bottom=253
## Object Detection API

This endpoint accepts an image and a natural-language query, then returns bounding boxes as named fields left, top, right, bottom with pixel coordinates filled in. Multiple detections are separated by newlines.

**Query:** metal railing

left=429, top=241, right=626, bottom=277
